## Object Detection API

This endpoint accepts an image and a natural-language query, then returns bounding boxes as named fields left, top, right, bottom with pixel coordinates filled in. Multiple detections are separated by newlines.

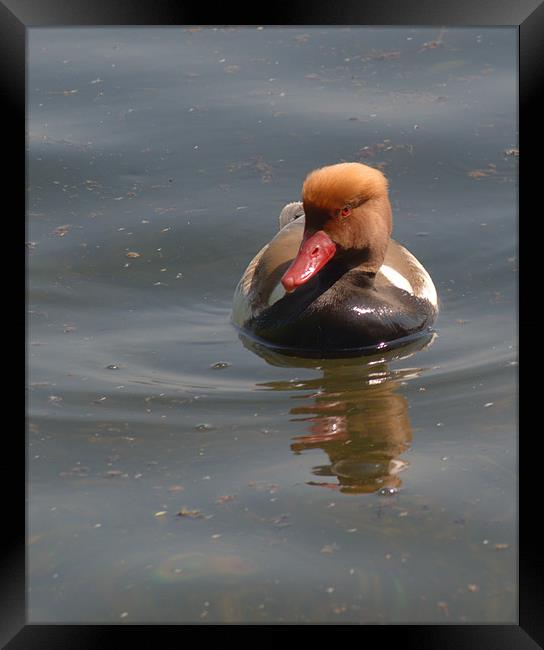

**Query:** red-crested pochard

left=232, top=162, right=438, bottom=357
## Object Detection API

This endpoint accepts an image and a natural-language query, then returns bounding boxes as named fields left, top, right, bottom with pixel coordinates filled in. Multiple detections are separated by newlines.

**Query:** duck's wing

left=377, top=239, right=438, bottom=309
left=233, top=215, right=305, bottom=325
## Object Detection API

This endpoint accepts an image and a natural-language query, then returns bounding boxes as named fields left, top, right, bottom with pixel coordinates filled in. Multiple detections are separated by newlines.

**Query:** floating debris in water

left=53, top=224, right=72, bottom=237
left=362, top=49, right=400, bottom=61
left=467, top=165, right=498, bottom=180
left=419, top=29, right=446, bottom=52
left=106, top=364, right=119, bottom=370
left=248, top=481, right=279, bottom=493
left=195, top=423, right=213, bottom=432
left=210, top=361, right=231, bottom=369
left=437, top=601, right=450, bottom=617
left=270, top=514, right=291, bottom=528
left=46, top=88, right=79, bottom=95
left=227, top=156, right=274, bottom=183
left=467, top=584, right=479, bottom=592
left=177, top=507, right=204, bottom=519
left=216, top=495, right=235, bottom=504
left=125, top=251, right=141, bottom=258
left=59, top=465, right=90, bottom=478
left=484, top=402, right=494, bottom=408
left=358, top=140, right=414, bottom=159
left=321, top=544, right=339, bottom=554
left=504, top=147, right=519, bottom=157
left=154, top=511, right=168, bottom=517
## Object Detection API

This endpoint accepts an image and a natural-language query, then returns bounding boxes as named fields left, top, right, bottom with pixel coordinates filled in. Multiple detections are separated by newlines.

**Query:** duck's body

left=232, top=163, right=438, bottom=357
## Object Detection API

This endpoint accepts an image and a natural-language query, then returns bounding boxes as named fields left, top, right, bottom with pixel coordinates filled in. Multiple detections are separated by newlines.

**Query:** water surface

left=28, top=26, right=517, bottom=623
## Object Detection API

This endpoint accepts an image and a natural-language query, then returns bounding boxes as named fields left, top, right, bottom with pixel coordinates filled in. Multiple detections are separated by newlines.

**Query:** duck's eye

left=340, top=205, right=352, bottom=218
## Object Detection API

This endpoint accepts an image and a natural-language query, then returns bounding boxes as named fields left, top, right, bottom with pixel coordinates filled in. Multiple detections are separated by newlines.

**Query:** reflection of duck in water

left=250, top=334, right=435, bottom=494
left=233, top=162, right=438, bottom=358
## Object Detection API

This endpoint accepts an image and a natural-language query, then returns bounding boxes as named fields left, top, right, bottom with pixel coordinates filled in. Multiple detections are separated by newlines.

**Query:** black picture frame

left=9, top=0, right=538, bottom=646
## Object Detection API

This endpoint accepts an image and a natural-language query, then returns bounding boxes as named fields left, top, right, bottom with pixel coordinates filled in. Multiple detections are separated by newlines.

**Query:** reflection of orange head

left=289, top=369, right=412, bottom=494
left=249, top=332, right=434, bottom=496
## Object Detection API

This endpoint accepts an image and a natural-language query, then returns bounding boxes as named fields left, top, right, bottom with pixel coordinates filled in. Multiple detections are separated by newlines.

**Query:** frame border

left=10, top=0, right=537, bottom=646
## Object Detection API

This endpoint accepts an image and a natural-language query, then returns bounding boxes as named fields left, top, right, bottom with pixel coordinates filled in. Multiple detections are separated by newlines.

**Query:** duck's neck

left=335, top=246, right=372, bottom=267
left=318, top=249, right=376, bottom=289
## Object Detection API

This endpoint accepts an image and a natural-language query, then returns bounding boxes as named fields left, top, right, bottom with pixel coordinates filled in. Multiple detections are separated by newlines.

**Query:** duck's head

left=281, top=162, right=392, bottom=293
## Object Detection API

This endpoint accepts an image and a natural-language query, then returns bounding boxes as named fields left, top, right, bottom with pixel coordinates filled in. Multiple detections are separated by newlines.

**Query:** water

left=28, top=27, right=517, bottom=623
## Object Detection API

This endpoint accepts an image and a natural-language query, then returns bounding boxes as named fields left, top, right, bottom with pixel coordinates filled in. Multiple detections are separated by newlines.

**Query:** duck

left=232, top=162, right=438, bottom=357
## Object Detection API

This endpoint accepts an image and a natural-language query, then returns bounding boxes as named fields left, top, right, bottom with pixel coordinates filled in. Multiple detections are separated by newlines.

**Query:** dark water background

left=28, top=27, right=517, bottom=623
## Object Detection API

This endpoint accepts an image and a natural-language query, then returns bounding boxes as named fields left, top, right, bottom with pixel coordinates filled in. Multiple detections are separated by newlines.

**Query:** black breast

left=245, top=269, right=436, bottom=355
